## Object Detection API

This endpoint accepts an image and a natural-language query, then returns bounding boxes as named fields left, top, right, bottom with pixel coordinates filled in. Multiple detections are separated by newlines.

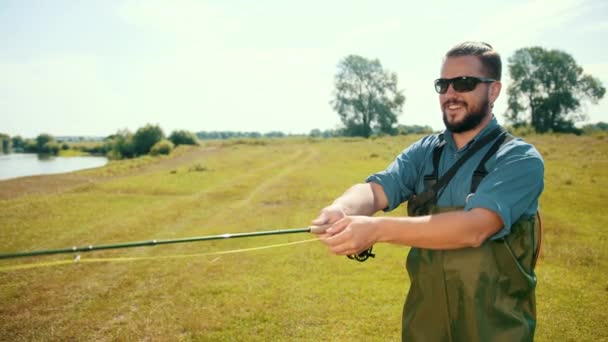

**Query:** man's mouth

left=444, top=101, right=466, bottom=111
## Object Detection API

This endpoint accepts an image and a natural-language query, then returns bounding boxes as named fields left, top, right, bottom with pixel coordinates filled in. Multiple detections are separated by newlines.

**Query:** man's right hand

left=310, top=204, right=346, bottom=235
left=310, top=182, right=388, bottom=235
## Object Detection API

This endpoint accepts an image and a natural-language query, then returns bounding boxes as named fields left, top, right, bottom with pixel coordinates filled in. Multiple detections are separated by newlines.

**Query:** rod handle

left=308, top=224, right=332, bottom=234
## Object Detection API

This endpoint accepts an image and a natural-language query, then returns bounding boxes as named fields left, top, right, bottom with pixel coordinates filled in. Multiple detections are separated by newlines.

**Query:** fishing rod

left=0, top=225, right=375, bottom=261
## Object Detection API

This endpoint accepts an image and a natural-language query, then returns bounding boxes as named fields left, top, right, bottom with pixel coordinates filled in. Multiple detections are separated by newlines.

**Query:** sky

left=2, top=0, right=607, bottom=138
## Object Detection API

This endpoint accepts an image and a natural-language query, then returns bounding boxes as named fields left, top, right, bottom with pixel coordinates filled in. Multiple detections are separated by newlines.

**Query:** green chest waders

left=402, top=130, right=541, bottom=342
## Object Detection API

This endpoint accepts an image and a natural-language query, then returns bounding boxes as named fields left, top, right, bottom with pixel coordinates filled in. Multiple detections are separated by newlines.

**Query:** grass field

left=0, top=134, right=606, bottom=341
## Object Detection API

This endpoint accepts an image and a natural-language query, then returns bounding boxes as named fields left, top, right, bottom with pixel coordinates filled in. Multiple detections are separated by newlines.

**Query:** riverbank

left=0, top=145, right=214, bottom=200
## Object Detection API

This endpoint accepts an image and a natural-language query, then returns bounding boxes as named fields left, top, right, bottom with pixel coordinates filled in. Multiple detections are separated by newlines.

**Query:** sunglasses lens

left=434, top=79, right=449, bottom=94
left=452, top=77, right=478, bottom=92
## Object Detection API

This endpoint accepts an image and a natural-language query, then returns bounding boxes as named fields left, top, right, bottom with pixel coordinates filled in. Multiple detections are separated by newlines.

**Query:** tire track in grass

left=84, top=146, right=319, bottom=338
left=119, top=145, right=318, bottom=238
left=228, top=146, right=318, bottom=210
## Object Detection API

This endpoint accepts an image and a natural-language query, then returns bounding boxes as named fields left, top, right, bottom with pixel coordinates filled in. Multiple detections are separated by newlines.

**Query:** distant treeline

left=582, top=121, right=608, bottom=133
left=0, top=124, right=433, bottom=157
left=0, top=133, right=65, bottom=155
left=0, top=125, right=199, bottom=159
left=2, top=122, right=605, bottom=157
left=195, top=124, right=435, bottom=140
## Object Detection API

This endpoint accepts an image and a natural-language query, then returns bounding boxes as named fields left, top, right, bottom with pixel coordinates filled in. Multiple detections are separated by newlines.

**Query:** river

left=0, top=153, right=108, bottom=181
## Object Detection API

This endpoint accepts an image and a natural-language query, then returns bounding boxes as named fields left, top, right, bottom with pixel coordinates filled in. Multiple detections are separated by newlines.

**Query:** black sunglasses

left=434, top=76, right=496, bottom=94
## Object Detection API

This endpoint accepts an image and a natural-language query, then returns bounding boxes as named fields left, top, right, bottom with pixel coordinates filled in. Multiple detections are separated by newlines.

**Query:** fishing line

left=0, top=238, right=320, bottom=272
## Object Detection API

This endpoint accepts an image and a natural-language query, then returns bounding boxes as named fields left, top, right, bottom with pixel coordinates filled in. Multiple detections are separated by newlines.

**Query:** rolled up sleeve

left=365, top=137, right=433, bottom=212
left=465, top=142, right=544, bottom=240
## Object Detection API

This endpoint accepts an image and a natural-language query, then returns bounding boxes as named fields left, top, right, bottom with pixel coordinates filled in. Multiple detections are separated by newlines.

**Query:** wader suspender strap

left=424, top=139, right=446, bottom=190
left=534, top=212, right=542, bottom=268
left=431, top=127, right=504, bottom=197
left=407, top=127, right=504, bottom=216
left=470, top=131, right=513, bottom=193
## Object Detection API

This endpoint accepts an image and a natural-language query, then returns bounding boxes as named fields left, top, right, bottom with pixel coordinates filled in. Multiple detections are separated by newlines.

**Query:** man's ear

left=489, top=81, right=502, bottom=105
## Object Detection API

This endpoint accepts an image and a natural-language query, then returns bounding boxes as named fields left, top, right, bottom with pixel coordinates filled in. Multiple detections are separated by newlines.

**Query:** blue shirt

left=366, top=117, right=544, bottom=240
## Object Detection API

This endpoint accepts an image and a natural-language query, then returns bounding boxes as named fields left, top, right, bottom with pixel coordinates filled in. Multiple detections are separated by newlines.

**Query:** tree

left=169, top=130, right=198, bottom=146
left=309, top=129, right=322, bottom=137
left=11, top=136, right=25, bottom=151
left=106, top=129, right=135, bottom=159
left=132, top=124, right=164, bottom=156
left=331, top=55, right=405, bottom=138
left=506, top=47, right=605, bottom=133
left=36, top=133, right=54, bottom=150
left=33, top=133, right=60, bottom=155
left=0, top=133, right=10, bottom=153
left=397, top=124, right=434, bottom=135
left=582, top=121, right=608, bottom=134
left=263, top=131, right=285, bottom=138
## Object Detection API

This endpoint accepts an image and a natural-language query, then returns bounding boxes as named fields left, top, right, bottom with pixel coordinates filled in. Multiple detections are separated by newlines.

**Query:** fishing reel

left=347, top=246, right=375, bottom=262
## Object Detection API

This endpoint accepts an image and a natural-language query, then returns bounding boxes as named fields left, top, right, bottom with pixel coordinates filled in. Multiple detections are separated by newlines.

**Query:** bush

left=11, top=136, right=24, bottom=150
left=36, top=133, right=54, bottom=150
left=506, top=124, right=536, bottom=137
left=0, top=133, right=10, bottom=153
left=24, top=140, right=38, bottom=153
left=150, top=139, right=174, bottom=156
left=133, top=124, right=164, bottom=156
left=106, top=130, right=135, bottom=159
left=40, top=142, right=60, bottom=155
left=169, top=130, right=198, bottom=146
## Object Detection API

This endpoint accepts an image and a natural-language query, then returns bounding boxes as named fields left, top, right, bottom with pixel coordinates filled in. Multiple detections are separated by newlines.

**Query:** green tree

left=506, top=47, right=605, bottom=133
left=331, top=55, right=405, bottom=137
left=0, top=133, right=10, bottom=153
left=11, top=136, right=25, bottom=151
left=168, top=130, right=198, bottom=146
left=36, top=133, right=55, bottom=151
left=106, top=129, right=135, bottom=159
left=309, top=129, right=322, bottom=137
left=582, top=121, right=608, bottom=134
left=133, top=124, right=164, bottom=156
left=397, top=124, right=434, bottom=135
left=40, top=142, right=60, bottom=155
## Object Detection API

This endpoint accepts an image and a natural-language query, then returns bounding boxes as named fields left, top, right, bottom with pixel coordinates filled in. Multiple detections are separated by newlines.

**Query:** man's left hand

left=320, top=216, right=379, bottom=256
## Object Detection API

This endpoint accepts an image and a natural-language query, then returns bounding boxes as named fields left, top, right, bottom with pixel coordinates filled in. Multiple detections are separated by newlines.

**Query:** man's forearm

left=374, top=208, right=503, bottom=249
left=332, top=183, right=386, bottom=216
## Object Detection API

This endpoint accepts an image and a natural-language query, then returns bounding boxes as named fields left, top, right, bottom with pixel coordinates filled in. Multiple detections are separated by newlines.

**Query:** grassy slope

left=0, top=135, right=606, bottom=341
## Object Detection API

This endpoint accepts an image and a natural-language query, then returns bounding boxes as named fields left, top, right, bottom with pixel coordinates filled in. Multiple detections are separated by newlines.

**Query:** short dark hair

left=445, top=41, right=502, bottom=81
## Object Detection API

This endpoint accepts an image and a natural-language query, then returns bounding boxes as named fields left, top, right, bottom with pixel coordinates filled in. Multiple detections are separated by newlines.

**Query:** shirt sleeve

left=365, top=136, right=434, bottom=212
left=464, top=139, right=544, bottom=239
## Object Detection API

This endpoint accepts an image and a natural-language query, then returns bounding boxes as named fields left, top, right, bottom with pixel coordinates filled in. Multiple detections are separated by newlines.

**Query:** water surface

left=0, top=153, right=108, bottom=181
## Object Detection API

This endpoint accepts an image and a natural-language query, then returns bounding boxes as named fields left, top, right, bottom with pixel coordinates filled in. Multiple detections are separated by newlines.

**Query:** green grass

left=0, top=135, right=606, bottom=341
left=58, top=149, right=89, bottom=157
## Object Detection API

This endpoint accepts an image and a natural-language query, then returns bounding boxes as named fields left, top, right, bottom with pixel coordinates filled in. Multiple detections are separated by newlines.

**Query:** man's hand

left=320, top=215, right=379, bottom=256
left=310, top=204, right=346, bottom=235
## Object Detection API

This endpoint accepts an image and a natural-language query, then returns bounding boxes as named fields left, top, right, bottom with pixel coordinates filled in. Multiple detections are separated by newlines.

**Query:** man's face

left=439, top=56, right=498, bottom=133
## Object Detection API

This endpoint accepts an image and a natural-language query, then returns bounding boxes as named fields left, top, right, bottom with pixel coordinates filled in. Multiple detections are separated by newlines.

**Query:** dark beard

left=442, top=97, right=490, bottom=133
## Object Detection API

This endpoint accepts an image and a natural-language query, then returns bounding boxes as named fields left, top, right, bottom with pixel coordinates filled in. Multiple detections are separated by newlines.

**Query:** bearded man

left=312, top=41, right=544, bottom=341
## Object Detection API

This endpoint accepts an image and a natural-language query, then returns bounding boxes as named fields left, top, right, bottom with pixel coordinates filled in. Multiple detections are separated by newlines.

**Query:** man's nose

left=444, top=82, right=458, bottom=96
